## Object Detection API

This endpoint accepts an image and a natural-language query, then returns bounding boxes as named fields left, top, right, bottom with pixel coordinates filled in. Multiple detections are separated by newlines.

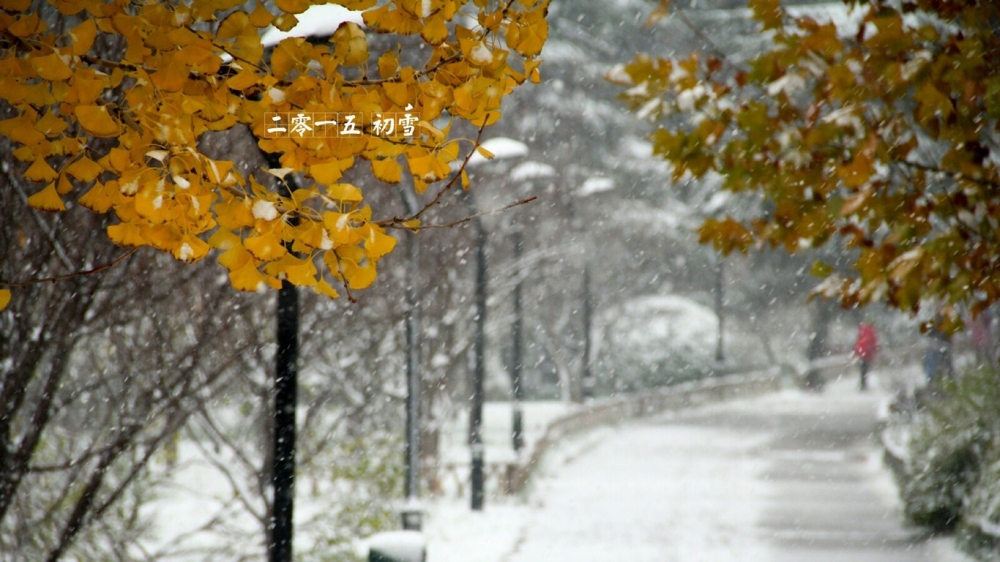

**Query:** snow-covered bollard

left=367, top=530, right=426, bottom=562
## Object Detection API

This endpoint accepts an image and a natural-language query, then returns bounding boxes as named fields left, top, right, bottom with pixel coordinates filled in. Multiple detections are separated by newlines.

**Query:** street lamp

left=505, top=160, right=556, bottom=451
left=399, top=187, right=423, bottom=530
left=463, top=137, right=527, bottom=511
left=575, top=177, right=615, bottom=401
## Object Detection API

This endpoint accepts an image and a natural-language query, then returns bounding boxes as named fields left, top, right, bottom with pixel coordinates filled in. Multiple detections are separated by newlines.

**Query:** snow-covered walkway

left=424, top=370, right=973, bottom=562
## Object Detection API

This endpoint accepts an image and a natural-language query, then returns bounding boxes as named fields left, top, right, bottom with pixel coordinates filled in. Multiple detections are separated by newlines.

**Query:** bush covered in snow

left=961, top=444, right=1000, bottom=560
left=895, top=366, right=1000, bottom=557
left=602, top=295, right=717, bottom=390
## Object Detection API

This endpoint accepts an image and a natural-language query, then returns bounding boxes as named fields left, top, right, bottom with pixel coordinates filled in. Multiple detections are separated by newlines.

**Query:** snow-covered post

left=465, top=138, right=528, bottom=510
left=368, top=530, right=427, bottom=562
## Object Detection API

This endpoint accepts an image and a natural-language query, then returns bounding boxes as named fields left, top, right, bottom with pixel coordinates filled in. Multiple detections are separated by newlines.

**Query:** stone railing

left=430, top=355, right=854, bottom=498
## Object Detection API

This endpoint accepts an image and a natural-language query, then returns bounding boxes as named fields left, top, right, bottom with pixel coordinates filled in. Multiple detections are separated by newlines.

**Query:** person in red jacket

left=854, top=322, right=878, bottom=391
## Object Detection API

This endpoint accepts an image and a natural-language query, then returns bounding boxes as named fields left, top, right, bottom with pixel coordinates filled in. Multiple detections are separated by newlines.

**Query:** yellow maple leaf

left=0, top=288, right=10, bottom=311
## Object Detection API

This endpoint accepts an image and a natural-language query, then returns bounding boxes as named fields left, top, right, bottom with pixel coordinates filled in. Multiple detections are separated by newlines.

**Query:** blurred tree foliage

left=615, top=0, right=1000, bottom=327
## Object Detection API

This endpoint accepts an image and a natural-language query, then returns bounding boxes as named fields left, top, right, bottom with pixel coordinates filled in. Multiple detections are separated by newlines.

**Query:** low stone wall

left=507, top=367, right=781, bottom=494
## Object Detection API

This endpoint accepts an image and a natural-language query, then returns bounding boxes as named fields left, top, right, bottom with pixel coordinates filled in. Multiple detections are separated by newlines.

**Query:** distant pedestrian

left=853, top=322, right=878, bottom=391
left=970, top=309, right=993, bottom=367
left=924, top=320, right=953, bottom=384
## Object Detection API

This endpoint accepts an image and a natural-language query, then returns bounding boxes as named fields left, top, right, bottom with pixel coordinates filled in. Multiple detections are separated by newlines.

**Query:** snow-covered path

left=426, top=371, right=972, bottom=562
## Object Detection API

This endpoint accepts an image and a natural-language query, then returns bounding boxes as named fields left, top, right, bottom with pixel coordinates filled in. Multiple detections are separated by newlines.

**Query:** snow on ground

left=423, top=402, right=772, bottom=562
left=143, top=361, right=975, bottom=561
left=423, top=369, right=975, bottom=562
left=438, top=401, right=575, bottom=466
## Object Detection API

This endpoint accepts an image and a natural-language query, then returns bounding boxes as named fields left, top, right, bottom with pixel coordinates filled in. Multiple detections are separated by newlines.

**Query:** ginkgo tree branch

left=376, top=124, right=488, bottom=229
left=895, top=159, right=1000, bottom=190
left=8, top=182, right=76, bottom=272
left=0, top=248, right=139, bottom=288
left=383, top=196, right=538, bottom=230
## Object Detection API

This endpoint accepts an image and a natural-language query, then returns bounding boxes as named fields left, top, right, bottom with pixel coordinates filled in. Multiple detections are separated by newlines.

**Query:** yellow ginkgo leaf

left=78, top=182, right=113, bottom=212
left=0, top=289, right=10, bottom=311
left=310, top=158, right=353, bottom=185
left=27, top=183, right=65, bottom=211
left=346, top=263, right=377, bottom=290
left=333, top=22, right=368, bottom=66
left=475, top=145, right=496, bottom=161
left=244, top=231, right=288, bottom=261
left=371, top=157, right=402, bottom=183
left=65, top=157, right=104, bottom=182
left=68, top=18, right=98, bottom=56
left=249, top=2, right=274, bottom=27
left=30, top=53, right=73, bottom=81
left=364, top=227, right=397, bottom=259
left=51, top=0, right=86, bottom=15
left=0, top=0, right=31, bottom=11
left=263, top=254, right=318, bottom=286
left=327, top=183, right=363, bottom=203
left=107, top=221, right=148, bottom=247
left=24, top=158, right=58, bottom=182
left=313, top=278, right=340, bottom=298
left=75, top=105, right=120, bottom=137
left=35, top=111, right=68, bottom=137
left=216, top=10, right=251, bottom=39
left=173, top=234, right=211, bottom=262
left=218, top=242, right=252, bottom=271
left=275, top=0, right=309, bottom=14
left=421, top=15, right=448, bottom=45
left=229, top=260, right=269, bottom=292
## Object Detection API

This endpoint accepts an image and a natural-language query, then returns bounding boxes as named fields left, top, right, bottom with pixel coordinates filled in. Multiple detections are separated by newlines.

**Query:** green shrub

left=957, top=435, right=1000, bottom=560
left=900, top=366, right=1000, bottom=532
